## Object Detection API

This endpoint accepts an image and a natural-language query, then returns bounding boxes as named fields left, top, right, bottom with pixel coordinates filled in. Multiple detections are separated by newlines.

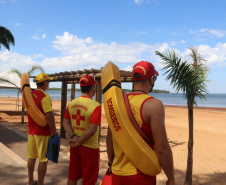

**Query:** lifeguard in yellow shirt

left=62, top=75, right=101, bottom=185
left=107, top=61, right=175, bottom=185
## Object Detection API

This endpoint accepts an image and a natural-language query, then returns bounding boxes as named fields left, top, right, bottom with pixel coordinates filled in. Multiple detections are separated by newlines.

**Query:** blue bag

left=46, top=133, right=60, bottom=163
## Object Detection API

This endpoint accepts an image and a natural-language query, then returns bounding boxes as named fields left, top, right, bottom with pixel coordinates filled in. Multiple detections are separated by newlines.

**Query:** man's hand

left=69, top=137, right=82, bottom=148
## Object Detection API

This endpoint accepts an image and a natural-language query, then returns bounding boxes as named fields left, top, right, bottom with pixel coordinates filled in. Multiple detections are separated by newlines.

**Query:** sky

left=0, top=0, right=226, bottom=93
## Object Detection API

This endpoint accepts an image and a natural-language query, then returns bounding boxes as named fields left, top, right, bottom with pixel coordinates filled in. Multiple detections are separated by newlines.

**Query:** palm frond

left=10, top=69, right=22, bottom=77
left=27, top=65, right=44, bottom=75
left=0, top=26, right=15, bottom=51
left=0, top=77, right=18, bottom=88
left=155, top=49, right=209, bottom=105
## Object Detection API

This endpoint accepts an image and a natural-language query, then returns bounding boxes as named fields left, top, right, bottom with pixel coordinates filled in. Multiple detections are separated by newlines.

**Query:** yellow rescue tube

left=20, top=73, right=47, bottom=127
left=101, top=61, right=161, bottom=176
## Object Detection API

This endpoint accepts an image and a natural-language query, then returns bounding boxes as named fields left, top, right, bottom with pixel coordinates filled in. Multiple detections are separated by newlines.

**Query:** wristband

left=70, top=133, right=77, bottom=139
left=108, top=162, right=112, bottom=167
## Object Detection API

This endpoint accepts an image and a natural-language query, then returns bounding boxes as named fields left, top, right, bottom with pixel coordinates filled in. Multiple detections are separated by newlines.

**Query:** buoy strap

left=21, top=84, right=30, bottom=91
left=103, top=79, right=121, bottom=94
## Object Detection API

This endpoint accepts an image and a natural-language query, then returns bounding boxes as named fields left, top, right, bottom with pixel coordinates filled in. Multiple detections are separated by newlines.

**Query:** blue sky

left=1, top=0, right=226, bottom=93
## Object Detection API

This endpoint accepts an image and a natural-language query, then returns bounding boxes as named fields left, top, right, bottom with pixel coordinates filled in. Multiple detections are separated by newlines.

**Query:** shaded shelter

left=0, top=69, right=37, bottom=110
left=30, top=66, right=133, bottom=138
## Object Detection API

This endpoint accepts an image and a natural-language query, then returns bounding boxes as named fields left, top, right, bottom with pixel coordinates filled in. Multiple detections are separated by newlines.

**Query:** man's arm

left=62, top=118, right=80, bottom=147
left=45, top=111, right=57, bottom=136
left=143, top=98, right=175, bottom=184
left=62, top=118, right=74, bottom=138
left=106, top=127, right=114, bottom=166
left=77, top=124, right=99, bottom=145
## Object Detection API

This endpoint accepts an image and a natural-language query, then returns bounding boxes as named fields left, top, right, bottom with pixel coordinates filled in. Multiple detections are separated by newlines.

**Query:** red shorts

left=68, top=146, right=99, bottom=185
left=112, top=173, right=156, bottom=185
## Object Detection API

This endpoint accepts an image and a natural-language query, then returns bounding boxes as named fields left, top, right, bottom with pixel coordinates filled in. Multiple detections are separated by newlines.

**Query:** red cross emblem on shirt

left=72, top=110, right=85, bottom=126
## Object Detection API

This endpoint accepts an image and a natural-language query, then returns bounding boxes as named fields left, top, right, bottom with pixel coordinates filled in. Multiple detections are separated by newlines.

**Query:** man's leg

left=82, top=147, right=99, bottom=185
left=27, top=158, right=36, bottom=185
left=68, top=147, right=82, bottom=185
left=37, top=161, right=48, bottom=185
left=34, top=135, right=50, bottom=185
left=67, top=179, right=78, bottom=185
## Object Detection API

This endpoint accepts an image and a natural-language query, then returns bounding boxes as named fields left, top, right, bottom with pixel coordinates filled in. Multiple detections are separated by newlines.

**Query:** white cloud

left=15, top=23, right=21, bottom=27
left=49, top=32, right=168, bottom=71
left=134, top=0, right=144, bottom=5
left=42, top=33, right=46, bottom=39
left=31, top=34, right=39, bottom=40
left=122, top=65, right=133, bottom=72
left=33, top=54, right=44, bottom=59
left=0, top=1, right=5, bottom=4
left=0, top=51, right=37, bottom=73
left=197, top=43, right=226, bottom=67
left=199, top=29, right=226, bottom=37
left=137, top=31, right=148, bottom=35
left=0, top=32, right=225, bottom=75
left=190, top=28, right=226, bottom=38
left=170, top=40, right=186, bottom=46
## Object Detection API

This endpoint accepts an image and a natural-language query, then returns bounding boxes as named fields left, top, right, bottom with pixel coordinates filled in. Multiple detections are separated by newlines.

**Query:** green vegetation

left=49, top=87, right=81, bottom=91
left=122, top=89, right=170, bottom=93
left=0, top=26, right=15, bottom=51
left=50, top=87, right=169, bottom=93
left=156, top=47, right=209, bottom=185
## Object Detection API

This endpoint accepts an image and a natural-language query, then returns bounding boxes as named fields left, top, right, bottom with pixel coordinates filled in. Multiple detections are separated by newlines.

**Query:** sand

left=0, top=97, right=226, bottom=185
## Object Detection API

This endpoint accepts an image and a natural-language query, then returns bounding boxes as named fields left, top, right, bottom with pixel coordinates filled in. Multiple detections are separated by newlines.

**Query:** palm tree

left=11, top=65, right=44, bottom=77
left=155, top=47, right=209, bottom=185
left=0, top=26, right=15, bottom=51
left=10, top=65, right=44, bottom=123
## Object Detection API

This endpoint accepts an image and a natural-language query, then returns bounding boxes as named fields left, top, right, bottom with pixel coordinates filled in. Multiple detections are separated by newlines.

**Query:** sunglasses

left=153, top=74, right=157, bottom=81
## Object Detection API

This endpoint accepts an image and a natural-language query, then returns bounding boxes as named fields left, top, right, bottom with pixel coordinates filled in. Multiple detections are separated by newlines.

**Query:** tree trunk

left=184, top=107, right=194, bottom=185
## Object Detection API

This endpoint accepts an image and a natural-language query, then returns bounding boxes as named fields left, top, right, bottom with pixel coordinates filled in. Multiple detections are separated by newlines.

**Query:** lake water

left=0, top=88, right=225, bottom=108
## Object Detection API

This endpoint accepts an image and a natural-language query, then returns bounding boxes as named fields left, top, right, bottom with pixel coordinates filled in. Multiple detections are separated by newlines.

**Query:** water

left=0, top=88, right=225, bottom=108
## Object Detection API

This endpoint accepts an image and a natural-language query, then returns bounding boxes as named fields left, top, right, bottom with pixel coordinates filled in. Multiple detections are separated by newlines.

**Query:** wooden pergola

left=31, top=67, right=133, bottom=138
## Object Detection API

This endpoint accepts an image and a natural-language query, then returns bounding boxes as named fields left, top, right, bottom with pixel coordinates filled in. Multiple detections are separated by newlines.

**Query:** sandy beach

left=0, top=97, right=226, bottom=185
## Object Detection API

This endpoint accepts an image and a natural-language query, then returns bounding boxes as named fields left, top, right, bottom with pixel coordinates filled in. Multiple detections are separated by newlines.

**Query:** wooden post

left=95, top=79, right=102, bottom=144
left=71, top=83, right=75, bottom=101
left=95, top=80, right=102, bottom=104
left=17, top=89, right=19, bottom=110
left=21, top=102, right=25, bottom=124
left=60, top=81, right=67, bottom=138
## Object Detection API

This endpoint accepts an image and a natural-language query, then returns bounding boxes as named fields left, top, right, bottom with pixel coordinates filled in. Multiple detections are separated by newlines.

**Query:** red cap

left=132, top=61, right=159, bottom=81
left=79, top=75, right=98, bottom=86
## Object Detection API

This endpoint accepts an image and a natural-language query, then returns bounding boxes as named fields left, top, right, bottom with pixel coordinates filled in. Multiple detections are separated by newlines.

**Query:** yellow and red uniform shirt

left=112, top=93, right=155, bottom=176
left=64, top=96, right=101, bottom=149
left=27, top=89, right=52, bottom=136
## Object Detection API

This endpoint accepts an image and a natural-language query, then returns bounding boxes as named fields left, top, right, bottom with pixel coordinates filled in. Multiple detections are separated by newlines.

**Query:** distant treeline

left=122, top=89, right=170, bottom=93
left=49, top=88, right=169, bottom=93
left=49, top=88, right=81, bottom=91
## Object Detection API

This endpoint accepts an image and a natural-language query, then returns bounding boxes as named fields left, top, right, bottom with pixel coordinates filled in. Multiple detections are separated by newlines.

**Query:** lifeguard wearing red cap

left=79, top=75, right=99, bottom=86
left=132, top=61, right=159, bottom=81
